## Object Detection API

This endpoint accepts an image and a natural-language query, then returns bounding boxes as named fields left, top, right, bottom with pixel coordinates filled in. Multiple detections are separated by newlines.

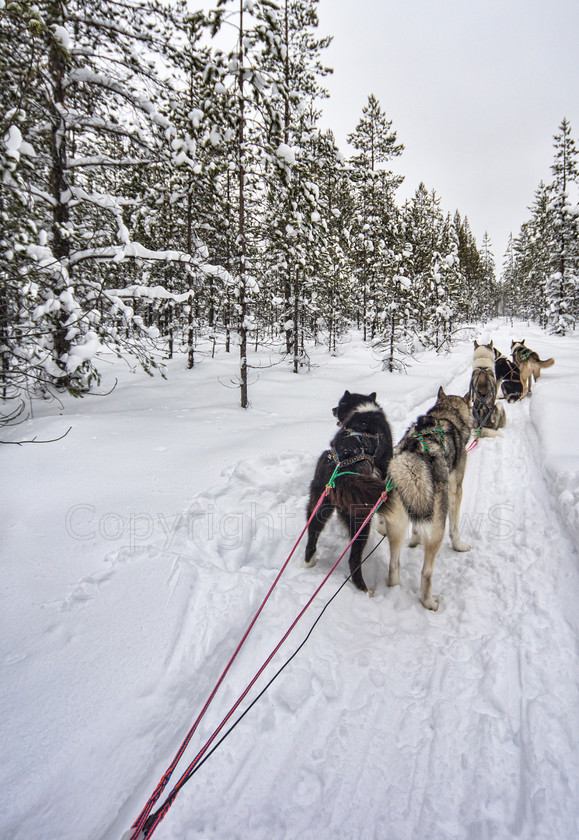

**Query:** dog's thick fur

left=376, top=387, right=473, bottom=610
left=511, top=339, right=555, bottom=397
left=494, top=347, right=523, bottom=402
left=304, top=391, right=393, bottom=592
left=469, top=341, right=506, bottom=436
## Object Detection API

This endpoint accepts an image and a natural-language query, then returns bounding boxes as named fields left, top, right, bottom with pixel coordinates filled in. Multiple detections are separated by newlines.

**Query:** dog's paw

left=367, top=587, right=376, bottom=598
left=387, top=572, right=400, bottom=587
left=452, top=538, right=471, bottom=552
left=303, top=555, right=317, bottom=569
left=421, top=594, right=439, bottom=611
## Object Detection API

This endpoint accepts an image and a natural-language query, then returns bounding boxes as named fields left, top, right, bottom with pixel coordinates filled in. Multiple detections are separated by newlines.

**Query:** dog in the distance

left=511, top=339, right=555, bottom=397
left=469, top=341, right=506, bottom=436
left=376, top=387, right=473, bottom=611
left=304, top=390, right=393, bottom=592
left=493, top=347, right=523, bottom=403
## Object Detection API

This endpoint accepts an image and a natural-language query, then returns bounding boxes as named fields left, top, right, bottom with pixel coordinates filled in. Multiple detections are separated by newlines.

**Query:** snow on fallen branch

left=106, top=285, right=194, bottom=304
left=68, top=156, right=155, bottom=169
left=69, top=242, right=233, bottom=285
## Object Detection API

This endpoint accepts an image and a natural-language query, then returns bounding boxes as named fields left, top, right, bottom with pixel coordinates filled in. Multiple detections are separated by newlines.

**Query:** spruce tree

left=260, top=0, right=332, bottom=371
left=546, top=118, right=578, bottom=333
left=347, top=94, right=403, bottom=341
left=0, top=0, right=215, bottom=402
left=205, top=0, right=287, bottom=406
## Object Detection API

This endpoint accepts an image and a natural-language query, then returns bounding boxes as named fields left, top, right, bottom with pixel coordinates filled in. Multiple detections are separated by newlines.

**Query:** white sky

left=316, top=0, right=579, bottom=267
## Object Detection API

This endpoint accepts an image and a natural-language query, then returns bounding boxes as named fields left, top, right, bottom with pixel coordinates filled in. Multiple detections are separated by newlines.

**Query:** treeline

left=1, top=0, right=497, bottom=413
left=501, top=118, right=579, bottom=334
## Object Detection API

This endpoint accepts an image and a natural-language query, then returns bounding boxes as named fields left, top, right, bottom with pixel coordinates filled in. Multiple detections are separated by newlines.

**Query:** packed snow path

left=1, top=323, right=577, bottom=840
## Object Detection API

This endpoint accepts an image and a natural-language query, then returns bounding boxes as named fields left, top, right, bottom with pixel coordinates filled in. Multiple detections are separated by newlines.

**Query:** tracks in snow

left=111, top=366, right=579, bottom=840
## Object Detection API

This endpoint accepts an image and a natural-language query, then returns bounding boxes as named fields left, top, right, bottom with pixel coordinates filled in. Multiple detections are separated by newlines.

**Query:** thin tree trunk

left=283, top=1, right=293, bottom=358
left=238, top=0, right=248, bottom=408
left=48, top=9, right=71, bottom=377
left=293, top=271, right=299, bottom=373
left=187, top=306, right=194, bottom=369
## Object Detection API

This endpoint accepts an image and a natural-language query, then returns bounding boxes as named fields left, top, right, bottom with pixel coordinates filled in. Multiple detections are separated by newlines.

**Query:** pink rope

left=140, top=488, right=389, bottom=838
left=129, top=486, right=331, bottom=837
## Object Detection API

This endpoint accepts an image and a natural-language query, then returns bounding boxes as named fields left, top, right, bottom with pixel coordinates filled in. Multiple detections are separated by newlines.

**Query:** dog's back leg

left=340, top=508, right=371, bottom=592
left=420, top=494, right=447, bottom=610
left=376, top=494, right=408, bottom=587
left=420, top=527, right=444, bottom=611
left=519, top=364, right=532, bottom=397
left=448, top=465, right=471, bottom=552
left=304, top=496, right=334, bottom=568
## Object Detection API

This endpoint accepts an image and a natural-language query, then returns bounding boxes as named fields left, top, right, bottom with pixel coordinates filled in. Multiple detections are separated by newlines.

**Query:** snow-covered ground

left=1, top=320, right=578, bottom=840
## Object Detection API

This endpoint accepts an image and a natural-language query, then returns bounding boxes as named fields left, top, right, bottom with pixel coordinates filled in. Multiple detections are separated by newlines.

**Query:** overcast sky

left=315, top=0, right=579, bottom=267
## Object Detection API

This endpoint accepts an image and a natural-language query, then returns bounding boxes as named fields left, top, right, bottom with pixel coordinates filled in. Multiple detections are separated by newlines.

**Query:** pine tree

left=546, top=118, right=578, bottom=333
left=500, top=234, right=517, bottom=318
left=522, top=182, right=552, bottom=324
left=206, top=0, right=288, bottom=406
left=504, top=121, right=578, bottom=331
left=480, top=231, right=498, bottom=318
left=455, top=213, right=486, bottom=322
left=347, top=94, right=403, bottom=340
left=260, top=0, right=333, bottom=371
left=1, top=0, right=216, bottom=402
left=403, top=184, right=443, bottom=341
left=308, top=129, right=356, bottom=354
left=0, top=3, right=60, bottom=406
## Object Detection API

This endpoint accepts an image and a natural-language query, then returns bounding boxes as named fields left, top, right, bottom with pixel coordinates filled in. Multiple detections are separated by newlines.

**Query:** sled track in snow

left=109, top=364, right=579, bottom=840
left=4, top=337, right=576, bottom=840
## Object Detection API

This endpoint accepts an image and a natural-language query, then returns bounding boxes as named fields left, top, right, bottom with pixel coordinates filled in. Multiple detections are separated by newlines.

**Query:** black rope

left=142, top=535, right=387, bottom=834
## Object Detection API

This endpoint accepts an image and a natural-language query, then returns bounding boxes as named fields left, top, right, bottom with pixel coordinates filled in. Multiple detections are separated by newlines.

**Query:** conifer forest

left=1, top=0, right=578, bottom=411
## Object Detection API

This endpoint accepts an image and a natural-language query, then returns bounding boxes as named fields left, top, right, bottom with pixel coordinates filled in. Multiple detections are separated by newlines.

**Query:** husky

left=494, top=347, right=523, bottom=402
left=511, top=340, right=555, bottom=397
left=469, top=341, right=506, bottom=436
left=304, top=391, right=393, bottom=592
left=375, top=387, right=473, bottom=611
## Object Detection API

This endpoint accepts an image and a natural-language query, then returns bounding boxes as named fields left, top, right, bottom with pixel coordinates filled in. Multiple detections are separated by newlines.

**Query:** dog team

left=304, top=338, right=555, bottom=610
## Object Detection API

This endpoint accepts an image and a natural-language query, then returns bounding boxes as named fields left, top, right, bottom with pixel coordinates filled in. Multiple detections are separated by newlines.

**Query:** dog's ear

left=370, top=392, right=377, bottom=402
left=344, top=389, right=351, bottom=397
left=463, top=392, right=472, bottom=406
left=437, top=386, right=445, bottom=399
left=489, top=340, right=493, bottom=348
left=511, top=340, right=515, bottom=348
left=474, top=340, right=479, bottom=348
left=522, top=339, right=526, bottom=345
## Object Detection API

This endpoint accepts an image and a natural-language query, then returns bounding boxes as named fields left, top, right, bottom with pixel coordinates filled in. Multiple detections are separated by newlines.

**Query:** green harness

left=410, top=424, right=446, bottom=453
left=326, top=429, right=394, bottom=494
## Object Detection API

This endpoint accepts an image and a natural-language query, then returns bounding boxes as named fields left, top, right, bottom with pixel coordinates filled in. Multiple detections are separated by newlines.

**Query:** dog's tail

left=479, top=428, right=504, bottom=438
left=538, top=357, right=555, bottom=369
left=388, top=451, right=434, bottom=520
left=329, top=474, right=385, bottom=512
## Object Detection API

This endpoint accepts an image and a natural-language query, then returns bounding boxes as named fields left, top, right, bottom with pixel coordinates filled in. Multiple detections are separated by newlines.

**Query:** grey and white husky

left=469, top=341, right=506, bottom=436
left=511, top=339, right=555, bottom=397
left=376, top=387, right=473, bottom=611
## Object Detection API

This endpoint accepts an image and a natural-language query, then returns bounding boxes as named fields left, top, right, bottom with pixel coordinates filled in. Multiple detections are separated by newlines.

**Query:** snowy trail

left=109, top=346, right=577, bottom=840
left=1, top=325, right=578, bottom=840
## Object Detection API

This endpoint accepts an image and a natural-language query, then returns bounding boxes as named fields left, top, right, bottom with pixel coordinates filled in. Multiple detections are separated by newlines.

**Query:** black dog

left=303, top=391, right=393, bottom=592
left=494, top=348, right=523, bottom=402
